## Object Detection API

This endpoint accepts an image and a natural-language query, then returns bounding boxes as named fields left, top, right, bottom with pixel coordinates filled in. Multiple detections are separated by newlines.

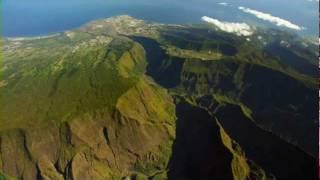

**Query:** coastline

left=5, top=33, right=62, bottom=41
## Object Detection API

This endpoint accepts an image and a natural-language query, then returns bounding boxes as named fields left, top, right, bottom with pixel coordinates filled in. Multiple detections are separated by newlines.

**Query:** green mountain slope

left=132, top=31, right=317, bottom=157
left=1, top=16, right=317, bottom=179
left=1, top=29, right=175, bottom=179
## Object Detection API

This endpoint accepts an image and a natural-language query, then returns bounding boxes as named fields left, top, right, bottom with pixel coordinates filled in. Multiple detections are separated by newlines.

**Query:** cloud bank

left=218, top=2, right=229, bottom=6
left=201, top=16, right=253, bottom=36
left=238, top=6, right=303, bottom=30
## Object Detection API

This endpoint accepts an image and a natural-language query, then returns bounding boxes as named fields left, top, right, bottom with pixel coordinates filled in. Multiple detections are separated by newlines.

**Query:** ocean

left=3, top=0, right=318, bottom=37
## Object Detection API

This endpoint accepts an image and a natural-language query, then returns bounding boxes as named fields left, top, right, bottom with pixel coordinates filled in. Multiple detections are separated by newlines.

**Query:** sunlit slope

left=1, top=30, right=176, bottom=179
left=0, top=15, right=317, bottom=180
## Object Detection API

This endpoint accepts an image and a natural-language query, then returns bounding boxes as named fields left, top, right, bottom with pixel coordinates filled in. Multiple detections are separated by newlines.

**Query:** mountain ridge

left=1, top=15, right=317, bottom=179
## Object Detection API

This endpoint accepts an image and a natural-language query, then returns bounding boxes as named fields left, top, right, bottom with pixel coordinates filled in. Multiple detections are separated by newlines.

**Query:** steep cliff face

left=1, top=16, right=317, bottom=180
left=168, top=99, right=268, bottom=180
left=132, top=28, right=317, bottom=179
left=178, top=60, right=317, bottom=155
left=133, top=34, right=317, bottom=156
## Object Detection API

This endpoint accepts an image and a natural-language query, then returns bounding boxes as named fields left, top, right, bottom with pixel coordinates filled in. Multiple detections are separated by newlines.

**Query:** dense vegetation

left=0, top=16, right=317, bottom=179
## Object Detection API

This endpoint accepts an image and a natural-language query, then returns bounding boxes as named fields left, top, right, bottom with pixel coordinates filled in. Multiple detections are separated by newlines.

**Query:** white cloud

left=218, top=2, right=229, bottom=6
left=238, top=6, right=303, bottom=31
left=201, top=16, right=253, bottom=36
